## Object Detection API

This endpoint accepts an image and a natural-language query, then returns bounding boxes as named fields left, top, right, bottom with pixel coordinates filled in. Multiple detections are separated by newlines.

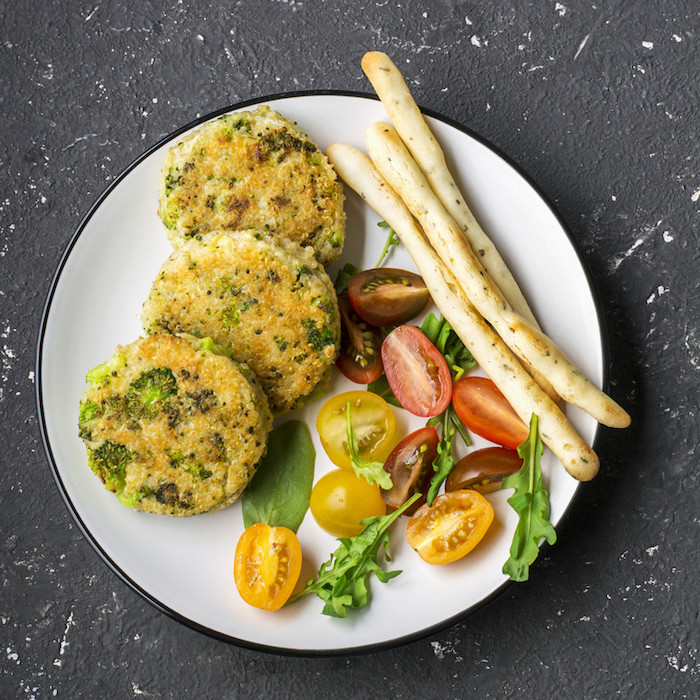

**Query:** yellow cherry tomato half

left=405, top=489, right=494, bottom=565
left=310, top=469, right=387, bottom=538
left=233, top=523, right=302, bottom=611
left=316, top=390, right=396, bottom=470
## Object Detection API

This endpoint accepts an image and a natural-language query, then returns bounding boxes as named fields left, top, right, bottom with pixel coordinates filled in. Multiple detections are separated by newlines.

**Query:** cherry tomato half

left=405, top=490, right=494, bottom=565
left=310, top=469, right=387, bottom=537
left=445, top=447, right=523, bottom=494
left=452, top=376, right=529, bottom=450
left=348, top=268, right=430, bottom=327
left=316, top=391, right=396, bottom=470
left=381, top=325, right=452, bottom=417
left=381, top=426, right=439, bottom=514
left=336, top=296, right=384, bottom=384
left=233, top=523, right=302, bottom=611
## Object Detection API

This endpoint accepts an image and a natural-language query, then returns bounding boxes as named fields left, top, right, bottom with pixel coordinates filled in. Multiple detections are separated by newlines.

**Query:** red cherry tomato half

left=452, top=376, right=529, bottom=450
left=381, top=426, right=439, bottom=514
left=381, top=325, right=452, bottom=417
left=445, top=447, right=523, bottom=494
left=336, top=296, right=384, bottom=384
left=348, top=268, right=430, bottom=327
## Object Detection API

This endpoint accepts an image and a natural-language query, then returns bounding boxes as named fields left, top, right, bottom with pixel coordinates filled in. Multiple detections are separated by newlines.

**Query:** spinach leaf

left=287, top=493, right=420, bottom=617
left=501, top=414, right=557, bottom=581
left=241, top=420, right=315, bottom=533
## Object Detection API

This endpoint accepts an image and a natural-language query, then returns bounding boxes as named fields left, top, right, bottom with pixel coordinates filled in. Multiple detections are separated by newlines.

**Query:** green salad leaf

left=241, top=420, right=315, bottom=533
left=333, top=262, right=362, bottom=296
left=501, top=414, right=557, bottom=581
left=287, top=493, right=420, bottom=617
left=366, top=374, right=402, bottom=408
left=345, top=402, right=393, bottom=489
left=420, top=312, right=476, bottom=381
left=374, top=221, right=400, bottom=268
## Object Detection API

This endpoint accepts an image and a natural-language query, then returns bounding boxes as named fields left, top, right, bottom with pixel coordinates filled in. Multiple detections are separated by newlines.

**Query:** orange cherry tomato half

left=452, top=376, right=529, bottom=450
left=233, top=523, right=302, bottom=611
left=405, top=490, right=494, bottom=565
left=381, top=325, right=452, bottom=417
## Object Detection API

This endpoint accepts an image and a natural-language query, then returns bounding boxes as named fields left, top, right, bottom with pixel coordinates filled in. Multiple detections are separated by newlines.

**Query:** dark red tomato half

left=381, top=325, right=452, bottom=417
left=445, top=447, right=523, bottom=494
left=452, top=376, right=529, bottom=450
left=381, top=426, right=439, bottom=514
left=336, top=296, right=384, bottom=384
left=348, top=268, right=430, bottom=327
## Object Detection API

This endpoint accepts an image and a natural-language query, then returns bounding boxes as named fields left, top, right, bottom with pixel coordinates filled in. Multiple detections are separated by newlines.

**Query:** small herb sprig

left=501, top=414, right=557, bottom=581
left=287, top=493, right=420, bottom=617
left=374, top=221, right=400, bottom=268
left=345, top=402, right=393, bottom=490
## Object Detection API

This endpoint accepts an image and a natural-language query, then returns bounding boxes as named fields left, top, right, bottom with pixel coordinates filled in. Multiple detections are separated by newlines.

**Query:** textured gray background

left=1, top=0, right=698, bottom=697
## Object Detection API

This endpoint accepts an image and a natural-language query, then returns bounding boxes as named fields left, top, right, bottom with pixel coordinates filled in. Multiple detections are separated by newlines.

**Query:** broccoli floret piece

left=302, top=318, right=336, bottom=352
left=126, top=367, right=178, bottom=419
left=88, top=441, right=134, bottom=495
left=78, top=398, right=101, bottom=440
left=85, top=353, right=127, bottom=388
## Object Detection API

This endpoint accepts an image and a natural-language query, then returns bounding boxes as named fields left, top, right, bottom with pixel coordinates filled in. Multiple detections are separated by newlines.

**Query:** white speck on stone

left=663, top=231, right=674, bottom=242
left=611, top=195, right=617, bottom=201
left=690, top=187, right=700, bottom=202
left=574, top=33, right=590, bottom=60
left=152, top=97, right=158, bottom=104
left=672, top=34, right=682, bottom=42
left=430, top=640, right=463, bottom=662
left=196, top=34, right=204, bottom=42
left=635, top=64, right=646, bottom=74
left=465, top=15, right=473, bottom=25
left=6, top=647, right=19, bottom=664
left=646, top=545, right=659, bottom=556
left=132, top=683, right=148, bottom=696
left=642, top=40, right=654, bottom=49
left=555, top=3, right=567, bottom=16
left=470, top=35, right=482, bottom=47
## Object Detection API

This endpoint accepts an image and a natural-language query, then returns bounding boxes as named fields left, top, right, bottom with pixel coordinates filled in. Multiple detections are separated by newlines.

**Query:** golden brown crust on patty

left=141, top=230, right=340, bottom=415
left=158, top=105, right=346, bottom=265
left=78, top=333, right=272, bottom=516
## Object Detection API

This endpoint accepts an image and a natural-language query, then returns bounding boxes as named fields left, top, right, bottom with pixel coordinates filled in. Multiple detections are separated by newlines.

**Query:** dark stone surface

left=1, top=0, right=697, bottom=697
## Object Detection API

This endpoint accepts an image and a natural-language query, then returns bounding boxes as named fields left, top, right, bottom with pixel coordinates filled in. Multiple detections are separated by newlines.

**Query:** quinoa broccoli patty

left=78, top=333, right=272, bottom=516
left=158, top=105, right=346, bottom=266
left=142, top=229, right=340, bottom=415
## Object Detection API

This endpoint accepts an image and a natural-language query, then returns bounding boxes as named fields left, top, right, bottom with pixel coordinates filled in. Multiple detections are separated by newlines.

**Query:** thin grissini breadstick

left=361, top=50, right=541, bottom=330
left=365, top=123, right=630, bottom=430
left=325, top=143, right=599, bottom=481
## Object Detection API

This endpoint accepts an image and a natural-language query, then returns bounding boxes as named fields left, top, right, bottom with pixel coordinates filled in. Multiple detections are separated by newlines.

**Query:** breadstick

left=326, top=142, right=599, bottom=481
left=361, top=50, right=540, bottom=329
left=365, top=123, right=630, bottom=430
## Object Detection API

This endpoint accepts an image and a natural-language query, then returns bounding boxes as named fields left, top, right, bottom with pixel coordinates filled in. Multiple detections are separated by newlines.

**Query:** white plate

left=37, top=93, right=606, bottom=654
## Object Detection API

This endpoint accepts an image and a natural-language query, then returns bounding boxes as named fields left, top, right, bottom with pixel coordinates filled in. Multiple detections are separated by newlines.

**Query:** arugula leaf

left=374, top=221, right=400, bottom=268
left=418, top=313, right=477, bottom=503
left=241, top=421, right=315, bottom=533
left=366, top=374, right=402, bottom=408
left=501, top=414, right=557, bottom=582
left=334, top=262, right=362, bottom=296
left=287, top=493, right=420, bottom=617
left=345, top=402, right=393, bottom=489
left=420, top=313, right=476, bottom=382
left=426, top=405, right=457, bottom=505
